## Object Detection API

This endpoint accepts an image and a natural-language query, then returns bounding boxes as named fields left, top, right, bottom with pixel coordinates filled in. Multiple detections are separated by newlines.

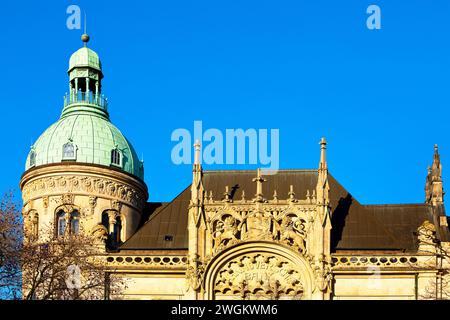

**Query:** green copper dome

left=25, top=38, right=144, bottom=180
left=26, top=114, right=143, bottom=179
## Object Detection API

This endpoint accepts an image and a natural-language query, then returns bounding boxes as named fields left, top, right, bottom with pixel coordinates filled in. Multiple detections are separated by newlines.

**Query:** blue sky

left=1, top=0, right=449, bottom=204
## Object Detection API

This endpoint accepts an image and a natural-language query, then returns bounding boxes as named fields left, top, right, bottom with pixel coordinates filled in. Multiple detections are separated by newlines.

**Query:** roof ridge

left=203, top=169, right=317, bottom=173
left=363, top=203, right=427, bottom=207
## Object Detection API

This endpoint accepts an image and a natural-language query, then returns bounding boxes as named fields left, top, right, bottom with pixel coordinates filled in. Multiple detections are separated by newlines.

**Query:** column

left=86, top=78, right=90, bottom=102
left=65, top=212, right=71, bottom=235
left=74, top=78, right=79, bottom=101
left=108, top=211, right=117, bottom=239
left=69, top=82, right=73, bottom=102
left=95, top=80, right=99, bottom=104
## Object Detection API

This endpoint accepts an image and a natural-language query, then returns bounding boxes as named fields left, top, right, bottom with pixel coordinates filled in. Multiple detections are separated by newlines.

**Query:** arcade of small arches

left=24, top=204, right=126, bottom=248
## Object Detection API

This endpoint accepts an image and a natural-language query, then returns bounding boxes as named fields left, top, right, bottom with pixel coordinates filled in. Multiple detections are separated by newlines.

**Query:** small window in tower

left=111, top=149, right=121, bottom=167
left=29, top=150, right=36, bottom=167
left=62, top=141, right=76, bottom=160
left=57, top=211, right=66, bottom=237
left=70, top=211, right=80, bottom=235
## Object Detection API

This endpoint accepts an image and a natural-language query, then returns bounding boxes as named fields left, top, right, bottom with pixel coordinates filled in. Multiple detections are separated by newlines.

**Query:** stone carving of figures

left=91, top=223, right=108, bottom=242
left=279, top=216, right=306, bottom=253
left=186, top=255, right=204, bottom=291
left=242, top=211, right=275, bottom=241
left=315, top=267, right=332, bottom=292
left=417, top=220, right=436, bottom=245
left=213, top=216, right=239, bottom=249
left=313, top=255, right=332, bottom=293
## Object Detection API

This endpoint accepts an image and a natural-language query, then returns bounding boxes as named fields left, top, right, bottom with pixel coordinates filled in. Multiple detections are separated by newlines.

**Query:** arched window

left=29, top=150, right=36, bottom=167
left=101, top=211, right=123, bottom=247
left=57, top=210, right=66, bottom=237
left=62, top=141, right=76, bottom=160
left=56, top=210, right=81, bottom=237
left=111, top=148, right=121, bottom=167
left=70, top=211, right=80, bottom=235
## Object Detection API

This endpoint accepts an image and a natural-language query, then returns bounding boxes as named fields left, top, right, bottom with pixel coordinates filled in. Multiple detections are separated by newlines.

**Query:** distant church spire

left=426, top=144, right=444, bottom=205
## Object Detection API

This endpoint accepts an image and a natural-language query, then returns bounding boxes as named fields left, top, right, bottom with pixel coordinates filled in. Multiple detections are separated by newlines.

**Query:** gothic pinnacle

left=319, top=137, right=327, bottom=170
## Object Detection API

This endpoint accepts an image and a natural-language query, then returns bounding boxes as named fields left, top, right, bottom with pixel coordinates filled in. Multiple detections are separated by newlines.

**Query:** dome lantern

left=65, top=34, right=106, bottom=119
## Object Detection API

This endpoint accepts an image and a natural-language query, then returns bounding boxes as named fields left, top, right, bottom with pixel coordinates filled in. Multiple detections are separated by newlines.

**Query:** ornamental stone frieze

left=22, top=174, right=146, bottom=211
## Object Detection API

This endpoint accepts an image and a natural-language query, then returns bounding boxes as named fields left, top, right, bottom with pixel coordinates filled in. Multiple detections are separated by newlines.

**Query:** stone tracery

left=213, top=253, right=305, bottom=300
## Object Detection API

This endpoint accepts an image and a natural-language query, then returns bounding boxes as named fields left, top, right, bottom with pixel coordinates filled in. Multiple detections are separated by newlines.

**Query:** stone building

left=20, top=36, right=449, bottom=300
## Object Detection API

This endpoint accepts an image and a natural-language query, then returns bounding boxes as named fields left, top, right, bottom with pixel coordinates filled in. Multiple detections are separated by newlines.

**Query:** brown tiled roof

left=119, top=170, right=443, bottom=252
left=120, top=186, right=191, bottom=250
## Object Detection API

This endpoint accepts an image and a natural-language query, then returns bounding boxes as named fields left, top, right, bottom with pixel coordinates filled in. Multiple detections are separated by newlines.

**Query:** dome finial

left=81, top=33, right=90, bottom=46
left=81, top=12, right=89, bottom=46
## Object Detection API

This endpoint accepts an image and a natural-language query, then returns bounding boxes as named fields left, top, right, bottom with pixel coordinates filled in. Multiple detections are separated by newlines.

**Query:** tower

left=20, top=35, right=148, bottom=248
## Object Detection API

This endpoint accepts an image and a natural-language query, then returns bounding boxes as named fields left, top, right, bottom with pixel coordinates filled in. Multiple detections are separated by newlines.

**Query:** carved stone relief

left=208, top=209, right=310, bottom=255
left=91, top=223, right=109, bottom=242
left=213, top=253, right=304, bottom=300
left=186, top=254, right=205, bottom=291
left=417, top=220, right=436, bottom=245
left=22, top=175, right=145, bottom=210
